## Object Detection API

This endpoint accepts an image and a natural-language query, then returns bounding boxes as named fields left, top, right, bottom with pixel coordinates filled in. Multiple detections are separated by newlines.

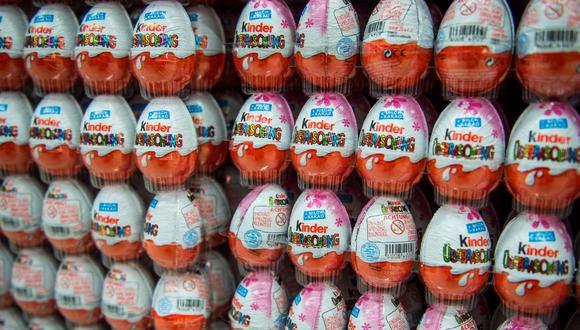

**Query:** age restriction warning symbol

left=275, top=213, right=287, bottom=226
left=544, top=2, right=564, bottom=20
left=391, top=220, right=405, bottom=235
left=460, top=1, right=477, bottom=16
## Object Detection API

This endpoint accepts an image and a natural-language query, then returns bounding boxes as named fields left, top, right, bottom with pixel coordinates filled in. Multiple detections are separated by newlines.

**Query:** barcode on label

left=384, top=242, right=415, bottom=258
left=266, top=233, right=285, bottom=246
left=59, top=294, right=82, bottom=307
left=534, top=30, right=577, bottom=47
left=176, top=298, right=203, bottom=311
left=14, top=287, right=34, bottom=299
left=46, top=225, right=71, bottom=237
left=365, top=21, right=384, bottom=35
left=105, top=304, right=126, bottom=317
left=449, top=25, right=487, bottom=42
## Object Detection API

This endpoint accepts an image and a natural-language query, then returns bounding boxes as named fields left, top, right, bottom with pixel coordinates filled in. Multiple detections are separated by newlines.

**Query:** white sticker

left=0, top=92, right=33, bottom=146
left=429, top=98, right=505, bottom=172
left=131, top=0, right=196, bottom=59
left=506, top=101, right=580, bottom=177
left=42, top=179, right=93, bottom=240
left=234, top=0, right=295, bottom=60
left=183, top=92, right=227, bottom=146
left=151, top=271, right=210, bottom=318
left=11, top=249, right=57, bottom=303
left=0, top=175, right=44, bottom=234
left=364, top=0, right=434, bottom=49
left=292, top=93, right=358, bottom=158
left=516, top=0, right=580, bottom=57
left=0, top=6, right=28, bottom=59
left=232, top=93, right=294, bottom=151
left=296, top=0, right=360, bottom=60
left=55, top=255, right=104, bottom=311
left=436, top=0, right=514, bottom=54
left=187, top=5, right=225, bottom=57
left=24, top=4, right=79, bottom=59
left=134, top=97, right=198, bottom=159
left=29, top=94, right=83, bottom=151
left=75, top=2, right=133, bottom=58
left=101, top=262, right=154, bottom=323
left=80, top=95, right=136, bottom=157
left=143, top=190, right=202, bottom=249
left=91, top=185, right=144, bottom=246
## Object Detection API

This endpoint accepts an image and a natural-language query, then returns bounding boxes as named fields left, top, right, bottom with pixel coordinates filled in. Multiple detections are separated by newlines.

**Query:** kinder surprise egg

left=151, top=270, right=211, bottom=330
left=419, top=205, right=491, bottom=301
left=75, top=2, right=133, bottom=95
left=101, top=262, right=155, bottom=330
left=505, top=101, right=579, bottom=213
left=233, top=0, right=295, bottom=91
left=190, top=175, right=231, bottom=247
left=131, top=0, right=196, bottom=97
left=41, top=179, right=94, bottom=254
left=134, top=97, right=198, bottom=191
left=231, top=93, right=294, bottom=185
left=417, top=305, right=477, bottom=330
left=229, top=271, right=288, bottom=329
left=10, top=248, right=58, bottom=316
left=516, top=0, right=580, bottom=99
left=184, top=92, right=228, bottom=173
left=348, top=292, right=409, bottom=330
left=435, top=0, right=514, bottom=96
left=81, top=95, right=137, bottom=184
left=287, top=282, right=347, bottom=330
left=362, top=0, right=433, bottom=92
left=0, top=175, right=45, bottom=247
left=199, top=250, right=236, bottom=317
left=91, top=185, right=145, bottom=261
left=143, top=190, right=203, bottom=270
left=0, top=308, right=27, bottom=329
left=0, top=243, right=14, bottom=308
left=29, top=94, right=84, bottom=179
left=356, top=95, right=428, bottom=196
left=428, top=98, right=505, bottom=206
left=291, top=93, right=357, bottom=188
left=295, top=0, right=360, bottom=90
left=287, top=189, right=351, bottom=279
left=0, top=6, right=28, bottom=90
left=187, top=4, right=226, bottom=90
left=55, top=255, right=105, bottom=325
left=350, top=196, right=417, bottom=289
left=493, top=212, right=574, bottom=314
left=24, top=4, right=79, bottom=93
left=0, top=92, right=33, bottom=174
left=228, top=184, right=291, bottom=268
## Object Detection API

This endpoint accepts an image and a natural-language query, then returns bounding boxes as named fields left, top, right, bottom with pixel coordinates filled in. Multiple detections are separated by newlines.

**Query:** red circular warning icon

left=391, top=220, right=405, bottom=235
left=275, top=212, right=287, bottom=226
left=460, top=1, right=477, bottom=16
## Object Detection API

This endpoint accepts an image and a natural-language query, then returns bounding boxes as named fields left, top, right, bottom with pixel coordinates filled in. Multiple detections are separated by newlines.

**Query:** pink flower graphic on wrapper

left=383, top=96, right=407, bottom=109
left=342, top=118, right=350, bottom=128
left=457, top=99, right=483, bottom=115
left=242, top=273, right=260, bottom=286
left=250, top=302, right=259, bottom=311
left=315, top=94, right=336, bottom=106
left=255, top=94, right=271, bottom=102
left=299, top=313, right=307, bottom=322
left=305, top=18, right=314, bottom=28
left=459, top=206, right=481, bottom=220
left=412, top=121, right=421, bottom=132
left=279, top=113, right=289, bottom=124
left=334, top=217, right=343, bottom=227
left=492, top=129, right=499, bottom=138
left=540, top=102, right=565, bottom=116
left=252, top=0, right=268, bottom=9
left=306, top=190, right=327, bottom=208
left=362, top=323, right=371, bottom=330
left=530, top=214, right=550, bottom=230
left=281, top=19, right=289, bottom=29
